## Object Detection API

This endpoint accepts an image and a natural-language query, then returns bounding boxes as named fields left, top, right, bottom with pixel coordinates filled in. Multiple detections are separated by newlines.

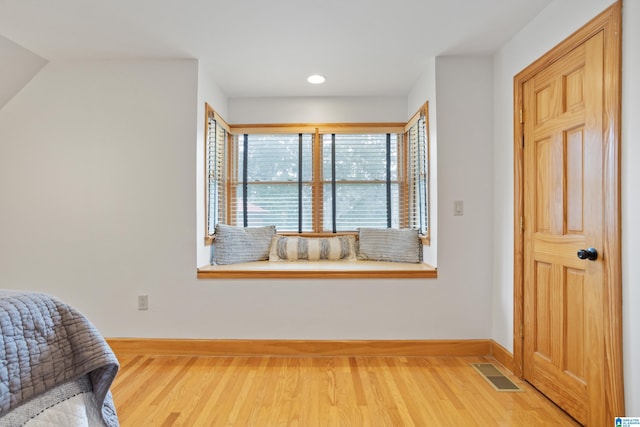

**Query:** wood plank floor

left=111, top=354, right=580, bottom=426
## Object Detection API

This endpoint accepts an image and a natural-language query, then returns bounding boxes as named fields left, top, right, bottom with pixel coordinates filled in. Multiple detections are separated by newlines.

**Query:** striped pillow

left=212, top=224, right=276, bottom=265
left=269, top=235, right=356, bottom=261
left=357, top=228, right=422, bottom=263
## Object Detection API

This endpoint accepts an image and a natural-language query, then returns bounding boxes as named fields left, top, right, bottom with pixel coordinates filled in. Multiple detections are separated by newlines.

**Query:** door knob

left=577, top=247, right=598, bottom=261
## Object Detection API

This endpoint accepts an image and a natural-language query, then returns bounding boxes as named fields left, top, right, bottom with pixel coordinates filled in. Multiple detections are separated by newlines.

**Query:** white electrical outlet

left=138, top=295, right=149, bottom=311
left=454, top=200, right=464, bottom=216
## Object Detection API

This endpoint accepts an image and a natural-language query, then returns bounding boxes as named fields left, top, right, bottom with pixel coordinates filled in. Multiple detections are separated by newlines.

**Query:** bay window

left=204, top=103, right=430, bottom=244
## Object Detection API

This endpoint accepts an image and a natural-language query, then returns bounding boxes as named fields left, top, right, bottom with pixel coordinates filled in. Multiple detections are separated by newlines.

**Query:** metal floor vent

left=471, top=363, right=523, bottom=392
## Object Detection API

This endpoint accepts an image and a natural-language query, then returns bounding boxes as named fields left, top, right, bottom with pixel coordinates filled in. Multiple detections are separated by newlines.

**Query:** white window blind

left=406, top=114, right=428, bottom=234
left=206, top=113, right=227, bottom=236
left=322, top=133, right=399, bottom=231
left=232, top=133, right=313, bottom=232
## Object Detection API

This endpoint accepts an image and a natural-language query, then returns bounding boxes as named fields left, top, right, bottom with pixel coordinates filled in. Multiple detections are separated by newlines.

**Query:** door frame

left=513, top=0, right=624, bottom=421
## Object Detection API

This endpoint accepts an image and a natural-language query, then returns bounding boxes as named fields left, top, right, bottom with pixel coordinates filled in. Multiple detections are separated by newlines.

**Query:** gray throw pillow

left=357, top=228, right=422, bottom=263
left=212, top=224, right=276, bottom=265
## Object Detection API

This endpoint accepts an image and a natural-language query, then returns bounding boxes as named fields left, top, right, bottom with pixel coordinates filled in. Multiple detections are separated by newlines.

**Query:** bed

left=0, top=290, right=119, bottom=426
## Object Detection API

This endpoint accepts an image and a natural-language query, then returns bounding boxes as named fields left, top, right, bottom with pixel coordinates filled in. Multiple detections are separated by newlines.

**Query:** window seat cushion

left=197, top=260, right=437, bottom=279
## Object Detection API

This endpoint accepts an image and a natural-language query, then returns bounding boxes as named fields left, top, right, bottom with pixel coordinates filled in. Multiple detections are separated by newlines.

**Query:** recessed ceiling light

left=307, top=74, right=326, bottom=84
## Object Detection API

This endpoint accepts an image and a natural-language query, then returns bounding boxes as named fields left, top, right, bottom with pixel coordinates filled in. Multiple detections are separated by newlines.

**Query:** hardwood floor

left=111, top=354, right=580, bottom=426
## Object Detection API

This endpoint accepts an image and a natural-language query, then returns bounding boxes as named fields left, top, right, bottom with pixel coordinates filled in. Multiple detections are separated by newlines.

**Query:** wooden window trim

left=220, top=124, right=427, bottom=233
left=229, top=123, right=406, bottom=135
left=197, top=260, right=437, bottom=279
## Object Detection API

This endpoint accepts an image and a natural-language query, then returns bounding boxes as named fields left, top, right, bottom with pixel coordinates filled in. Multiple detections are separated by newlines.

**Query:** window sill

left=197, top=260, right=437, bottom=279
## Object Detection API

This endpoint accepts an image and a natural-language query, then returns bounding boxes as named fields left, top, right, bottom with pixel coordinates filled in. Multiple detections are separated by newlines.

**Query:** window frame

left=321, top=132, right=400, bottom=232
left=203, top=102, right=431, bottom=246
left=231, top=132, right=315, bottom=232
left=204, top=104, right=231, bottom=245
left=403, top=102, right=431, bottom=244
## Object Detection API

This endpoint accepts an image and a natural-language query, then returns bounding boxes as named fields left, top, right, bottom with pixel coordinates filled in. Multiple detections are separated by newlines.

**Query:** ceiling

left=0, top=0, right=553, bottom=98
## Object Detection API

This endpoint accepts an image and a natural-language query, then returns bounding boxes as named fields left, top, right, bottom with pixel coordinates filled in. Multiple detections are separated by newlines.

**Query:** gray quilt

left=0, top=290, right=119, bottom=426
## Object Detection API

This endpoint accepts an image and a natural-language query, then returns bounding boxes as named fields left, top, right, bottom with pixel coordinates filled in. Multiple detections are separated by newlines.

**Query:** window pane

left=238, top=134, right=312, bottom=182
left=234, top=184, right=312, bottom=231
left=323, top=134, right=397, bottom=181
left=322, top=133, right=398, bottom=231
left=323, top=183, right=399, bottom=231
left=233, top=134, right=313, bottom=231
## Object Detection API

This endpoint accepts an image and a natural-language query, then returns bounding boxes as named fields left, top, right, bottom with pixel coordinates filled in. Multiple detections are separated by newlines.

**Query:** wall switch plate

left=454, top=200, right=464, bottom=216
left=138, top=295, right=149, bottom=311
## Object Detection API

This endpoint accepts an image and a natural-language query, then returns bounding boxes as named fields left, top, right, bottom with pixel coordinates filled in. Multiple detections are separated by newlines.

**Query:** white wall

left=408, top=57, right=495, bottom=292
left=435, top=57, right=494, bottom=282
left=0, top=34, right=47, bottom=110
left=492, top=0, right=639, bottom=414
left=0, top=59, right=200, bottom=336
left=228, top=96, right=407, bottom=124
left=0, top=58, right=494, bottom=341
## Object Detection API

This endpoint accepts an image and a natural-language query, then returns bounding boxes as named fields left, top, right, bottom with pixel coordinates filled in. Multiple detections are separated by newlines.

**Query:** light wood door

left=515, top=3, right=623, bottom=425
left=522, top=30, right=606, bottom=426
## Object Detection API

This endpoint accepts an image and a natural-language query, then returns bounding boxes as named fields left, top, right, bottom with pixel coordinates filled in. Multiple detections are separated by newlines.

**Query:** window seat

left=197, top=260, right=437, bottom=279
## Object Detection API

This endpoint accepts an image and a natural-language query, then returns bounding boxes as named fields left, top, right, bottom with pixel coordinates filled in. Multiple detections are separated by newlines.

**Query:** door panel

left=566, top=128, right=584, bottom=233
left=565, top=268, right=585, bottom=380
left=533, top=262, right=552, bottom=360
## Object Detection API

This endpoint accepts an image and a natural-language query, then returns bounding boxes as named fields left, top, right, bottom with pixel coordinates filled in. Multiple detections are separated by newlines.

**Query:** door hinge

left=519, top=109, right=524, bottom=124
